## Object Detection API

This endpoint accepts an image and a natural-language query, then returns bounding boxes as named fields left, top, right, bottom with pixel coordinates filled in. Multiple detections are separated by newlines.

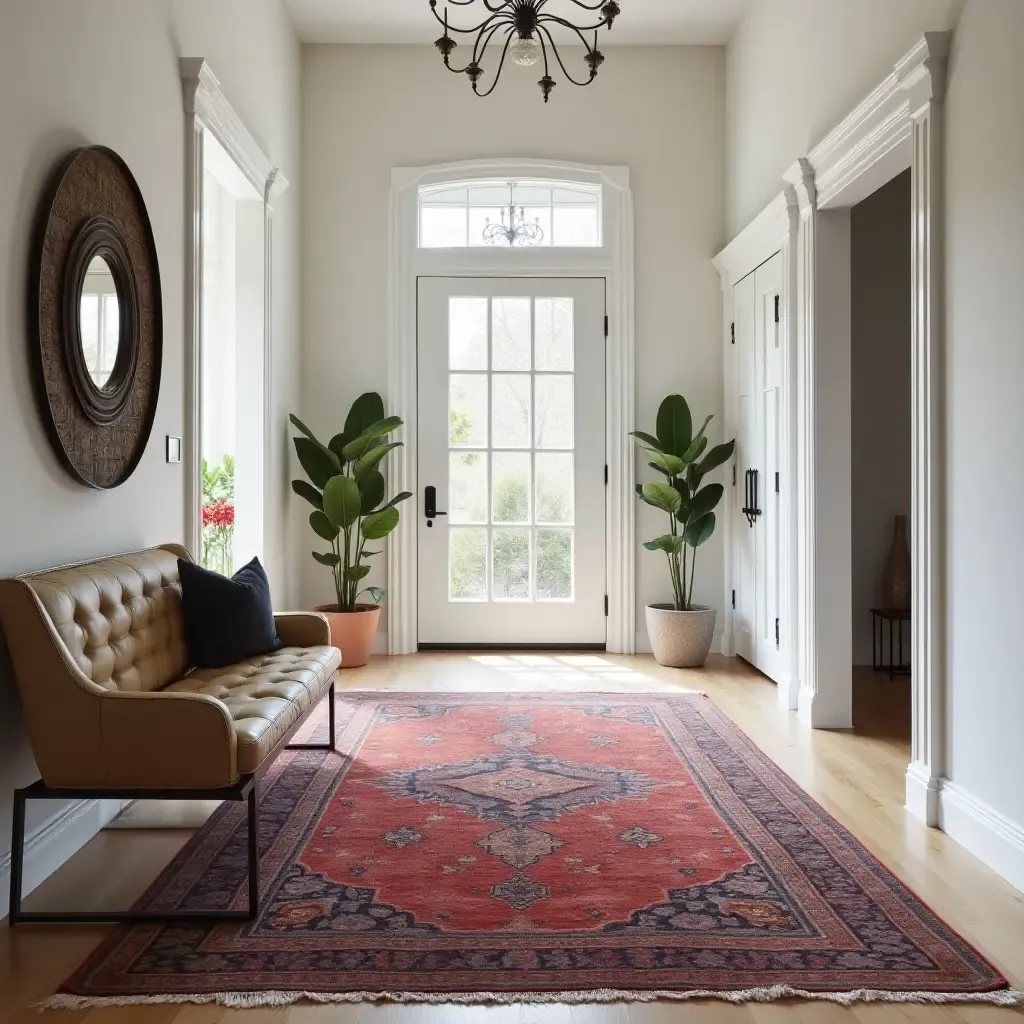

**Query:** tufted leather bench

left=0, top=544, right=341, bottom=925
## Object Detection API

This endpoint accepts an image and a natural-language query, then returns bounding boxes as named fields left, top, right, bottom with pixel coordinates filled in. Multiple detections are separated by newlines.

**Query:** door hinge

left=732, top=464, right=736, bottom=487
left=775, top=617, right=780, bottom=645
left=604, top=314, right=609, bottom=338
left=731, top=589, right=736, bottom=610
left=604, top=464, right=608, bottom=485
left=775, top=471, right=779, bottom=493
left=774, top=295, right=780, bottom=323
left=604, top=595, right=609, bottom=617
left=730, top=322, right=735, bottom=345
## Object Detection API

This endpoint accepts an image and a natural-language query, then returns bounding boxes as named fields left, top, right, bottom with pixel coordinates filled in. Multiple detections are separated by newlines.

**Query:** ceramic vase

left=881, top=515, right=911, bottom=611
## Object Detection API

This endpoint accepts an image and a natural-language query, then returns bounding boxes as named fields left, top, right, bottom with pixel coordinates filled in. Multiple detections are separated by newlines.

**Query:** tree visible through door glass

left=446, top=294, right=577, bottom=603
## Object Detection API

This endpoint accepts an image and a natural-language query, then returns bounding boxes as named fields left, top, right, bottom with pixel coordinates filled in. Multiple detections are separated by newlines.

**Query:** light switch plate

left=166, top=436, right=182, bottom=464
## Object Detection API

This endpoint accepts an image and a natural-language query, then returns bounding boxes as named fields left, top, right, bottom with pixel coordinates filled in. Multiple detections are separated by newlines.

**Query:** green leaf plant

left=631, top=394, right=735, bottom=612
left=290, top=393, right=412, bottom=612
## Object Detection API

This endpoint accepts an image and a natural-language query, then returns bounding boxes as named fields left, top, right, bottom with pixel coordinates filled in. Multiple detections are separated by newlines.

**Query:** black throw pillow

left=177, top=556, right=282, bottom=669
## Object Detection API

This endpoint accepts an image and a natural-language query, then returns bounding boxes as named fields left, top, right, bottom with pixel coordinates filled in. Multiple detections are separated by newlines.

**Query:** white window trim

left=388, top=158, right=635, bottom=655
left=180, top=58, right=289, bottom=563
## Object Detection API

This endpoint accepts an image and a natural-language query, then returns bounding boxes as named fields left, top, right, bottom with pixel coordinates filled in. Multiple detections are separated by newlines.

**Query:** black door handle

left=742, top=469, right=761, bottom=528
left=424, top=485, right=447, bottom=524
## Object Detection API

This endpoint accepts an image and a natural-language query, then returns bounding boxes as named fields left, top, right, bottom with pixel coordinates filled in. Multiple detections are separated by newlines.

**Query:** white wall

left=727, top=0, right=1024, bottom=886
left=300, top=44, right=727, bottom=643
left=850, top=172, right=912, bottom=666
left=0, top=0, right=301, bottom=915
left=726, top=0, right=962, bottom=237
left=944, top=0, right=1024, bottom=839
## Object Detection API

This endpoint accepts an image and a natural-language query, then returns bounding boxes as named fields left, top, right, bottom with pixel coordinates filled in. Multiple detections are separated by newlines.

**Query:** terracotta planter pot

left=645, top=603, right=716, bottom=668
left=313, top=604, right=381, bottom=669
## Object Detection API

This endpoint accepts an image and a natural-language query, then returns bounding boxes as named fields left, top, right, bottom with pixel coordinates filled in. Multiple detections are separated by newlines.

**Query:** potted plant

left=289, top=393, right=412, bottom=668
left=631, top=395, right=735, bottom=667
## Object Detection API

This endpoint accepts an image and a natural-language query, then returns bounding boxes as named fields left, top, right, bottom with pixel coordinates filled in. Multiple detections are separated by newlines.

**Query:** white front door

left=730, top=252, right=784, bottom=682
left=417, top=277, right=607, bottom=646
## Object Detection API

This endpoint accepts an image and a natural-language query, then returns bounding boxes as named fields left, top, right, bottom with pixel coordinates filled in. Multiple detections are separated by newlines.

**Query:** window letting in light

left=419, top=179, right=602, bottom=249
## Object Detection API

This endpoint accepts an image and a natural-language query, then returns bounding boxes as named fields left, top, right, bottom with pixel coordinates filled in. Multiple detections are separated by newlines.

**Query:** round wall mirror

left=79, top=254, right=121, bottom=390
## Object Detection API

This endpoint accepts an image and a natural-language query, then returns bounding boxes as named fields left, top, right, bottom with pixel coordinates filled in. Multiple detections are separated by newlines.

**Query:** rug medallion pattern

left=60, top=693, right=1009, bottom=1000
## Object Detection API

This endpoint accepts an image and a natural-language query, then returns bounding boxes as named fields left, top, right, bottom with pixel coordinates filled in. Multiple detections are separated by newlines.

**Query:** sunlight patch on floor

left=468, top=653, right=687, bottom=691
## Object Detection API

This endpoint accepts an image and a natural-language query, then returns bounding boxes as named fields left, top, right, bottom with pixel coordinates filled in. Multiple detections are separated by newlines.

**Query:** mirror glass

left=79, top=255, right=120, bottom=389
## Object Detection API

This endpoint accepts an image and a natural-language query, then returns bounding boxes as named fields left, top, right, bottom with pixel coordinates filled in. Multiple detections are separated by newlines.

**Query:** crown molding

left=180, top=58, right=288, bottom=199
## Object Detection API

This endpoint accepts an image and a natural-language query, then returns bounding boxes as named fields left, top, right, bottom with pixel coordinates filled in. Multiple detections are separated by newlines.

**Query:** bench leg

left=7, top=783, right=259, bottom=926
left=8, top=788, right=26, bottom=924
left=247, top=785, right=259, bottom=920
left=287, top=681, right=336, bottom=752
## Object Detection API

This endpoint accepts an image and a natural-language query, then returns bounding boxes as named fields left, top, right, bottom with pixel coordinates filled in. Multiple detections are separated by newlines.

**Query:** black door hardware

left=424, top=485, right=447, bottom=527
left=742, top=469, right=762, bottom=528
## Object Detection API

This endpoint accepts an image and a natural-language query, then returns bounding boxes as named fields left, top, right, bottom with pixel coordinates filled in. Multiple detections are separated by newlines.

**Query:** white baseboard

left=938, top=780, right=1024, bottom=894
left=905, top=760, right=941, bottom=826
left=0, top=797, right=121, bottom=920
left=634, top=630, right=724, bottom=657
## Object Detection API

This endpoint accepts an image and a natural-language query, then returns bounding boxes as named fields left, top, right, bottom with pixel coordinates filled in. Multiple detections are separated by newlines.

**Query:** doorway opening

left=850, top=170, right=912, bottom=756
left=198, top=133, right=266, bottom=574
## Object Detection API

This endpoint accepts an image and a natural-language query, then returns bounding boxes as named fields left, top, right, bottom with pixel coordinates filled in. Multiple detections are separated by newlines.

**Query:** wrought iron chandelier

left=429, top=0, right=621, bottom=103
left=482, top=182, right=545, bottom=246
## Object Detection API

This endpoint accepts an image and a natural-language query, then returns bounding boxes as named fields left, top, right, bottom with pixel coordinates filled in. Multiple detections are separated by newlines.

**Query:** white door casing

left=732, top=272, right=756, bottom=663
left=417, top=278, right=606, bottom=646
left=715, top=35, right=950, bottom=827
left=388, top=159, right=635, bottom=655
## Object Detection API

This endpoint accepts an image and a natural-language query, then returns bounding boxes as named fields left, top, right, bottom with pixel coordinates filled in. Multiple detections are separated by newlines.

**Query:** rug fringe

left=36, top=986, right=1024, bottom=1012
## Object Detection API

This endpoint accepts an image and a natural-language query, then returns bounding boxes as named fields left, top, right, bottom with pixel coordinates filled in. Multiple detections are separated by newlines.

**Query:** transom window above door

left=419, top=179, right=601, bottom=249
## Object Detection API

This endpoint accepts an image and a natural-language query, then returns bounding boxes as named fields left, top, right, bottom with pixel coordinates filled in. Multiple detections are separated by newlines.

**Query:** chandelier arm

left=473, top=22, right=511, bottom=67
left=553, top=0, right=608, bottom=9
left=537, top=23, right=599, bottom=84
left=472, top=28, right=517, bottom=97
left=537, top=24, right=552, bottom=77
left=538, top=12, right=608, bottom=41
left=430, top=3, right=510, bottom=35
left=438, top=20, right=504, bottom=74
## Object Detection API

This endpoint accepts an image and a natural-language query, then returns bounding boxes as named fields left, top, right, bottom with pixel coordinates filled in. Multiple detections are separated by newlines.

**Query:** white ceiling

left=285, top=0, right=748, bottom=46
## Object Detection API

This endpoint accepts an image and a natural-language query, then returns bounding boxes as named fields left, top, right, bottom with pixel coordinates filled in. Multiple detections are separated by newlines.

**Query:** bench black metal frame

left=8, top=680, right=336, bottom=926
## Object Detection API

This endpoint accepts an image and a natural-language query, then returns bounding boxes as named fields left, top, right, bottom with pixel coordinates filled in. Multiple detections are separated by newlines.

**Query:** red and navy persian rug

left=50, top=692, right=1017, bottom=1009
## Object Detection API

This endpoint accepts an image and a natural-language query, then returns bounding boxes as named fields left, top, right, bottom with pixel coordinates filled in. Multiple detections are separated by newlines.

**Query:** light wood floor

left=3, top=653, right=1022, bottom=1024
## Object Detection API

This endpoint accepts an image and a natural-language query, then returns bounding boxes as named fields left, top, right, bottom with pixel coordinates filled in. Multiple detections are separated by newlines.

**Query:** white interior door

left=417, top=277, right=606, bottom=646
left=733, top=272, right=756, bottom=662
left=731, top=252, right=784, bottom=681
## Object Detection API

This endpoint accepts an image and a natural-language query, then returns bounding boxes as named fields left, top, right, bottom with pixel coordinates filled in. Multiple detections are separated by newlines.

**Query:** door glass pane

left=553, top=206, right=599, bottom=247
left=536, top=529, right=573, bottom=600
left=492, top=374, right=531, bottom=447
left=449, top=297, right=488, bottom=370
left=535, top=298, right=573, bottom=371
left=492, top=297, right=531, bottom=370
left=535, top=375, right=573, bottom=448
left=492, top=528, right=530, bottom=600
left=450, top=374, right=487, bottom=447
left=450, top=528, right=487, bottom=600
left=449, top=452, right=488, bottom=524
left=492, top=452, right=531, bottom=524
left=535, top=452, right=573, bottom=524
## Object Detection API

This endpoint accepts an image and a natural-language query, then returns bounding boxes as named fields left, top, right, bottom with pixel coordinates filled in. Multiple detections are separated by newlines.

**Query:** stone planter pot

left=645, top=603, right=716, bottom=668
left=314, top=603, right=381, bottom=669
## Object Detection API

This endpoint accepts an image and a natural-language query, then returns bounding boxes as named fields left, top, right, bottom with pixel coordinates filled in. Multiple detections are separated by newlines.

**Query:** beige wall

left=944, top=0, right=1024, bottom=828
left=0, top=0, right=301, bottom=904
left=726, top=0, right=962, bottom=236
left=850, top=172, right=912, bottom=666
left=300, top=44, right=727, bottom=640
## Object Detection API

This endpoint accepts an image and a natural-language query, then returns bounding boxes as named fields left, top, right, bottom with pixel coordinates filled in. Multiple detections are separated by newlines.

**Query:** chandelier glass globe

left=511, top=35, right=542, bottom=67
